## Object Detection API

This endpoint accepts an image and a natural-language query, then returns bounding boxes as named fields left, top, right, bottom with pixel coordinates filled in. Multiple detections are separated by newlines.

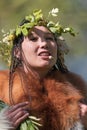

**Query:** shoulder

left=64, top=71, right=86, bottom=83
left=64, top=71, right=87, bottom=89
left=48, top=70, right=87, bottom=86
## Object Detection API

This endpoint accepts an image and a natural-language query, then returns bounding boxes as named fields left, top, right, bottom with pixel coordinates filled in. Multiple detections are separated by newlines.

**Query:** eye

left=46, top=37, right=54, bottom=41
left=29, top=36, right=38, bottom=42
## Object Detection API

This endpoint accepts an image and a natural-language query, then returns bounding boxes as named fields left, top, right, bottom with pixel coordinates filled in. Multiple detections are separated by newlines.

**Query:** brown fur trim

left=0, top=69, right=87, bottom=129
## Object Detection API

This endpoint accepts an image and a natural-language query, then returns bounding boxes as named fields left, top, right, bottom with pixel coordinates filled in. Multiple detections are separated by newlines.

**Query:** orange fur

left=0, top=68, right=87, bottom=130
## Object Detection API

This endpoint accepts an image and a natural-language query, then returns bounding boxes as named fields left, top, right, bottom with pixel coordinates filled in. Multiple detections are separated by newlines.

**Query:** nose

left=39, top=38, right=48, bottom=49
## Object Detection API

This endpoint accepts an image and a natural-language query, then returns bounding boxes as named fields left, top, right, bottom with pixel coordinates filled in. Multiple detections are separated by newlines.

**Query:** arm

left=80, top=103, right=87, bottom=116
left=0, top=102, right=29, bottom=130
left=79, top=103, right=87, bottom=129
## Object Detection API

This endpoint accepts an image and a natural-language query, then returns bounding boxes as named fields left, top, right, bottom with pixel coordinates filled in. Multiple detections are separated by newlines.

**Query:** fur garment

left=0, top=68, right=87, bottom=130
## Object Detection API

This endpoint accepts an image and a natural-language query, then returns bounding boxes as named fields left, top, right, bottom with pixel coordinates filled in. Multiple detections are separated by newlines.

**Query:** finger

left=5, top=102, right=29, bottom=115
left=9, top=102, right=29, bottom=112
left=6, top=106, right=29, bottom=120
left=13, top=113, right=29, bottom=128
left=5, top=102, right=29, bottom=119
left=14, top=111, right=29, bottom=122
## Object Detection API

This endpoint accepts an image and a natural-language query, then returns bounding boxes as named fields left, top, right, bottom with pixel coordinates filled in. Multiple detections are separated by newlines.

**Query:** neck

left=23, top=64, right=50, bottom=80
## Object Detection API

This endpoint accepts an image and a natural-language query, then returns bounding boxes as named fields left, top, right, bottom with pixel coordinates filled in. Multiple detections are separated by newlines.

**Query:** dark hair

left=10, top=18, right=68, bottom=73
left=9, top=19, right=68, bottom=104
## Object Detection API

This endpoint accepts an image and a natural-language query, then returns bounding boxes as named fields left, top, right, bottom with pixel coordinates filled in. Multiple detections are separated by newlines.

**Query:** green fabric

left=0, top=100, right=8, bottom=111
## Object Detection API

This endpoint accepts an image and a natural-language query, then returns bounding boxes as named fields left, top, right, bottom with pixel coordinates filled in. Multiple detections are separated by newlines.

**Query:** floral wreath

left=0, top=8, right=75, bottom=66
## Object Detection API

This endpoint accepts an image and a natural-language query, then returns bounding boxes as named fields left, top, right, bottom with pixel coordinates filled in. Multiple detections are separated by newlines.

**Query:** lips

left=38, top=51, right=51, bottom=59
left=38, top=51, right=50, bottom=56
left=39, top=52, right=50, bottom=56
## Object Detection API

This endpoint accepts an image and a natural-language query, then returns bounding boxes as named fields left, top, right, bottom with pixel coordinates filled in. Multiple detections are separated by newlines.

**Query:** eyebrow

left=28, top=32, right=36, bottom=36
left=29, top=31, right=54, bottom=37
left=45, top=32, right=53, bottom=36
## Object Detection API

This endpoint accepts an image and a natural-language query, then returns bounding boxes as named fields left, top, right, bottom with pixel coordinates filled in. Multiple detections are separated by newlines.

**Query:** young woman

left=0, top=9, right=87, bottom=130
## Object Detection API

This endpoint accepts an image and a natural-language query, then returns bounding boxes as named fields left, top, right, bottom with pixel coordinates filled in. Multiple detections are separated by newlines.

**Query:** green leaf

left=21, top=28, right=28, bottom=36
left=33, top=9, right=43, bottom=21
left=33, top=9, right=42, bottom=17
left=49, top=27, right=57, bottom=33
left=0, top=100, right=8, bottom=111
left=16, top=27, right=21, bottom=36
left=47, top=21, right=55, bottom=27
left=32, top=124, right=39, bottom=130
left=27, top=120, right=33, bottom=130
left=25, top=15, right=35, bottom=22
left=29, top=125, right=35, bottom=130
left=63, top=27, right=75, bottom=36
left=20, top=121, right=28, bottom=130
left=23, top=23, right=35, bottom=29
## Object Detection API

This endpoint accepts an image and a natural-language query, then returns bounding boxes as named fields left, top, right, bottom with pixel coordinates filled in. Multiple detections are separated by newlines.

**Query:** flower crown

left=0, top=8, right=75, bottom=66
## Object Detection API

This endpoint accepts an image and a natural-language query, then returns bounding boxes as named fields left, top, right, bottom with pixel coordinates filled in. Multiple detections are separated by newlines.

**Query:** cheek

left=24, top=49, right=35, bottom=59
left=22, top=42, right=35, bottom=55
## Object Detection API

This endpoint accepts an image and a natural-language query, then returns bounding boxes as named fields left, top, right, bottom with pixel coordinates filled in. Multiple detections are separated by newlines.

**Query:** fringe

left=71, top=121, right=84, bottom=130
left=0, top=107, right=14, bottom=130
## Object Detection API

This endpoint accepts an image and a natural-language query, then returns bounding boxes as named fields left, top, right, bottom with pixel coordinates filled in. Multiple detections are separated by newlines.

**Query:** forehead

left=29, top=26, right=53, bottom=36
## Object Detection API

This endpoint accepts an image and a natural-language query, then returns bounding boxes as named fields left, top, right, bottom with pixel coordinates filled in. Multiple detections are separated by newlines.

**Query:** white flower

left=63, top=28, right=71, bottom=32
left=2, top=36, right=9, bottom=44
left=49, top=8, right=59, bottom=17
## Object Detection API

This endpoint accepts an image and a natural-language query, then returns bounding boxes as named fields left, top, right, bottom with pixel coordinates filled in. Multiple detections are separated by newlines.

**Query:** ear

left=14, top=47, right=21, bottom=59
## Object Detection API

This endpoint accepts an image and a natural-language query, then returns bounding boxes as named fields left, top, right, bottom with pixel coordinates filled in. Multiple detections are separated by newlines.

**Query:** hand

left=5, top=102, right=29, bottom=129
left=79, top=103, right=87, bottom=116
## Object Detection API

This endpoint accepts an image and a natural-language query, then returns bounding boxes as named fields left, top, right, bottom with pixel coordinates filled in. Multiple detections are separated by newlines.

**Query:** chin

left=40, top=61, right=54, bottom=67
left=40, top=63, right=52, bottom=68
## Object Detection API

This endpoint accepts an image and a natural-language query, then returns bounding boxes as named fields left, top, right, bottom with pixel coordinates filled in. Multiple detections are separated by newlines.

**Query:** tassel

left=71, top=121, right=84, bottom=130
left=0, top=107, right=14, bottom=130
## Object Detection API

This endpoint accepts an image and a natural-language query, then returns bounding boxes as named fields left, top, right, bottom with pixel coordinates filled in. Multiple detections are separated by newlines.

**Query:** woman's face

left=21, top=26, right=57, bottom=72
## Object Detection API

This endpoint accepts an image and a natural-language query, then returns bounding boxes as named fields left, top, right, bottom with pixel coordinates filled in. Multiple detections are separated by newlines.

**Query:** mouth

left=38, top=51, right=51, bottom=60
